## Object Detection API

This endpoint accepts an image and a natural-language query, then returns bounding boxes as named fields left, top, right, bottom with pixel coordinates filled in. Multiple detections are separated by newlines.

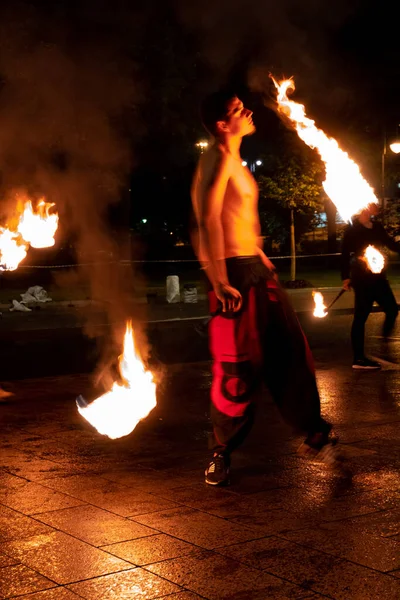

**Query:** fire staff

left=341, top=203, right=400, bottom=370
left=191, top=89, right=342, bottom=487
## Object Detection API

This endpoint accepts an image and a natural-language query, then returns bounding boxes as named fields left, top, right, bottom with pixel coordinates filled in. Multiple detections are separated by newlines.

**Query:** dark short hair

left=200, top=89, right=237, bottom=136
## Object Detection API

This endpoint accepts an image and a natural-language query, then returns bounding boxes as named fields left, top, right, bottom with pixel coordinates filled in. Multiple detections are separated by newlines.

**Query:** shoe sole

left=205, top=468, right=230, bottom=486
left=205, top=478, right=230, bottom=486
left=352, top=365, right=381, bottom=370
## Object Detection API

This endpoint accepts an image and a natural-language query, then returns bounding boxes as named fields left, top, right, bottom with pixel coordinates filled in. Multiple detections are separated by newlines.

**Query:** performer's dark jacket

left=341, top=218, right=400, bottom=284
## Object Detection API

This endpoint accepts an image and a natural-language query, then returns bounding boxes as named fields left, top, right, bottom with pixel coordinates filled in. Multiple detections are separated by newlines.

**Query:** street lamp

left=382, top=128, right=400, bottom=209
left=242, top=159, right=263, bottom=173
left=196, top=140, right=209, bottom=153
left=389, top=142, right=400, bottom=154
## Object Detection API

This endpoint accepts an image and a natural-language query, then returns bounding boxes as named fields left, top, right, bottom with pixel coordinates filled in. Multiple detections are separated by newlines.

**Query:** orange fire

left=364, top=245, right=385, bottom=274
left=17, top=200, right=59, bottom=248
left=271, top=77, right=379, bottom=223
left=0, top=228, right=28, bottom=272
left=0, top=197, right=58, bottom=271
left=77, top=321, right=157, bottom=439
left=312, top=291, right=328, bottom=318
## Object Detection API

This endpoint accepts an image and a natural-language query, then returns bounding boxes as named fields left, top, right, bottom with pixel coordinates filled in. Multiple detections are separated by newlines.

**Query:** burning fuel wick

left=76, top=321, right=157, bottom=439
left=363, top=245, right=385, bottom=274
left=312, top=291, right=328, bottom=318
left=312, top=288, right=346, bottom=318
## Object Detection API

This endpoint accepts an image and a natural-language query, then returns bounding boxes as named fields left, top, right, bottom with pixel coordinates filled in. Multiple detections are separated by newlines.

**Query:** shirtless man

left=191, top=90, right=341, bottom=486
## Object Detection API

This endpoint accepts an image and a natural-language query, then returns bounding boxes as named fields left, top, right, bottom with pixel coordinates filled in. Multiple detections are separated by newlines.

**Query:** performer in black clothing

left=341, top=203, right=400, bottom=369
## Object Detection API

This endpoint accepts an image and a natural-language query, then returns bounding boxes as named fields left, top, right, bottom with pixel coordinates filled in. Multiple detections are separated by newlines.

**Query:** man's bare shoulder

left=200, top=145, right=233, bottom=182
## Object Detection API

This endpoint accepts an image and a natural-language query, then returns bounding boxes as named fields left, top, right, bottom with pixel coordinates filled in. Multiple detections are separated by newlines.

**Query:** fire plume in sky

left=271, top=76, right=379, bottom=223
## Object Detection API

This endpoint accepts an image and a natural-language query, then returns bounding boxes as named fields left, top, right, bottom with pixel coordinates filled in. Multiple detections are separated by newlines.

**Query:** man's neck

left=216, top=134, right=242, bottom=160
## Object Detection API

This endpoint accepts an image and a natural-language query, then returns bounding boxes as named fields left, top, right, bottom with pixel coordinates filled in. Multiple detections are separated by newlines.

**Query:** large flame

left=364, top=245, right=385, bottom=274
left=17, top=200, right=59, bottom=248
left=0, top=197, right=58, bottom=270
left=77, top=321, right=157, bottom=439
left=272, top=77, right=379, bottom=222
left=312, top=291, right=328, bottom=318
left=0, top=228, right=28, bottom=271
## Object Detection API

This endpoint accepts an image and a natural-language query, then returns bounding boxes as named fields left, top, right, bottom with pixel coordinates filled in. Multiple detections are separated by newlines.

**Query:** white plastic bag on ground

left=183, top=284, right=198, bottom=303
left=20, top=291, right=37, bottom=304
left=26, top=285, right=52, bottom=302
left=166, top=275, right=180, bottom=303
left=10, top=300, right=32, bottom=312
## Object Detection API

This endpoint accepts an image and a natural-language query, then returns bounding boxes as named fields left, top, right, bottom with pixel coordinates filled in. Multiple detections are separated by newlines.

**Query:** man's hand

left=342, top=279, right=352, bottom=291
left=215, top=282, right=242, bottom=313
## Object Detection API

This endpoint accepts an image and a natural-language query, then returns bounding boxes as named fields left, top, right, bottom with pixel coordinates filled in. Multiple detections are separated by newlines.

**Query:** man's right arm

left=199, top=151, right=242, bottom=312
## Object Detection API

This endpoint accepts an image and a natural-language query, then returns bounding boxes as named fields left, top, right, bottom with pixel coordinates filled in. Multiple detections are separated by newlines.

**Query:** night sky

left=0, top=1, right=398, bottom=240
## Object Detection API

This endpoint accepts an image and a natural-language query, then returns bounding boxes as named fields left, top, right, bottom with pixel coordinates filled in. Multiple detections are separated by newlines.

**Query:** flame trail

left=272, top=77, right=379, bottom=223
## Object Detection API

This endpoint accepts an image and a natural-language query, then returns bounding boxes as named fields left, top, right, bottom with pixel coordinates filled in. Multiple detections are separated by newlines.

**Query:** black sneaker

left=205, top=453, right=230, bottom=486
left=352, top=357, right=381, bottom=370
left=298, top=432, right=343, bottom=466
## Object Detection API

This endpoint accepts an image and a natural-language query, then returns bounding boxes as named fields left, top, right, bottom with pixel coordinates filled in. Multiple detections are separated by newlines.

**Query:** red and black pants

left=208, top=256, right=331, bottom=455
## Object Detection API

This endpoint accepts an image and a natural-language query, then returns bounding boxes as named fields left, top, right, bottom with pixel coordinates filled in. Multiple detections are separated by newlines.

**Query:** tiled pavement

left=1, top=314, right=400, bottom=598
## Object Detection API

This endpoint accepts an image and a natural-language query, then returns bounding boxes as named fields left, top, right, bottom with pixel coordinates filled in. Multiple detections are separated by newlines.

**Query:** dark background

left=0, top=0, right=399, bottom=261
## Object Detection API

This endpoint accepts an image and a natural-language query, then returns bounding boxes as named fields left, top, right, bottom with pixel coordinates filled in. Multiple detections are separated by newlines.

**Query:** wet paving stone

left=18, top=588, right=82, bottom=599
left=0, top=530, right=133, bottom=585
left=0, top=551, right=19, bottom=567
left=66, top=567, right=180, bottom=599
left=156, top=593, right=209, bottom=600
left=2, top=456, right=73, bottom=481
left=2, top=313, right=400, bottom=598
left=246, top=485, right=400, bottom=522
left=0, top=563, right=54, bottom=597
left=0, top=479, right=85, bottom=515
left=217, top=536, right=400, bottom=599
left=146, top=548, right=326, bottom=599
left=279, top=523, right=400, bottom=571
left=0, top=504, right=53, bottom=542
left=35, top=504, right=158, bottom=546
left=99, top=468, right=202, bottom=492
left=103, top=533, right=198, bottom=565
left=338, top=508, right=400, bottom=538
left=132, top=507, right=263, bottom=550
left=45, top=478, right=182, bottom=517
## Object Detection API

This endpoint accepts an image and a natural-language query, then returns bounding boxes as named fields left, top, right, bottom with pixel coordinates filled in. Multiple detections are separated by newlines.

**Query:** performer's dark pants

left=208, top=256, right=331, bottom=456
left=351, top=276, right=398, bottom=361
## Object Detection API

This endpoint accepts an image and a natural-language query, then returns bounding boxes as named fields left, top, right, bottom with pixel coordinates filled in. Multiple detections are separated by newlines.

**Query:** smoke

left=0, top=1, right=148, bottom=378
left=175, top=0, right=363, bottom=121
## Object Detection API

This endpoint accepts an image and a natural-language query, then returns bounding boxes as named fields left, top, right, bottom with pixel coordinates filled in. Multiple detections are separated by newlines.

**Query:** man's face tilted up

left=218, top=97, right=256, bottom=138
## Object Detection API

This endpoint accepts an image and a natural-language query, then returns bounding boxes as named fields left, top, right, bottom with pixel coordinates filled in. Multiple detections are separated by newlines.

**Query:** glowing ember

left=312, top=291, right=328, bottom=318
left=77, top=321, right=157, bottom=439
left=364, top=245, right=385, bottom=274
left=17, top=200, right=59, bottom=248
left=272, top=77, right=379, bottom=223
left=0, top=228, right=28, bottom=271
